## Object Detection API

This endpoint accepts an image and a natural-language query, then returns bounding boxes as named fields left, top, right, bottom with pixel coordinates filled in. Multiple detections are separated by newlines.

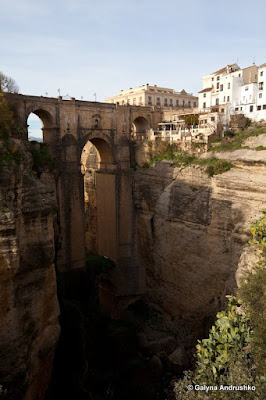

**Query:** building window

left=235, top=107, right=239, bottom=111
left=203, top=93, right=206, bottom=98
left=260, top=71, right=264, bottom=76
left=223, top=96, right=226, bottom=102
left=212, top=77, right=214, bottom=81
left=263, top=105, right=266, bottom=110
left=182, top=100, right=185, bottom=106
left=169, top=99, right=173, bottom=106
left=221, top=108, right=224, bottom=113
left=245, top=86, right=249, bottom=91
left=176, top=99, right=179, bottom=106
left=156, top=97, right=160, bottom=106
left=203, top=102, right=206, bottom=108
left=239, top=73, right=241, bottom=77
left=164, top=98, right=167, bottom=106
left=148, top=96, right=152, bottom=105
left=217, top=76, right=220, bottom=81
left=228, top=83, right=230, bottom=89
left=259, top=93, right=262, bottom=98
left=250, top=105, right=253, bottom=112
left=220, top=84, right=223, bottom=91
left=257, top=106, right=261, bottom=110
left=216, top=98, right=219, bottom=105
left=193, top=101, right=196, bottom=107
left=205, top=119, right=207, bottom=123
left=188, top=101, right=191, bottom=107
left=259, top=82, right=264, bottom=90
left=227, top=96, right=230, bottom=102
left=211, top=117, right=215, bottom=121
left=216, top=83, right=219, bottom=89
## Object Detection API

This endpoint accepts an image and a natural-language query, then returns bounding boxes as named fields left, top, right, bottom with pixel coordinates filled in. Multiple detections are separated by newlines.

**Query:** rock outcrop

left=133, top=160, right=266, bottom=345
left=0, top=139, right=60, bottom=400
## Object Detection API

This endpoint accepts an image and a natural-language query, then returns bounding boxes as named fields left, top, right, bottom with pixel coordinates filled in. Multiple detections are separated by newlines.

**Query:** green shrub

left=194, top=296, right=251, bottom=384
left=85, top=255, right=115, bottom=275
left=0, top=136, right=24, bottom=166
left=238, top=213, right=266, bottom=374
left=174, top=215, right=266, bottom=399
left=30, top=143, right=55, bottom=174
left=255, top=146, right=266, bottom=151
left=205, top=159, right=232, bottom=177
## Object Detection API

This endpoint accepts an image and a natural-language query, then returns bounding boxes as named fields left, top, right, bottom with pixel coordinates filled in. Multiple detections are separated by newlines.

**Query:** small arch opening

left=132, top=116, right=150, bottom=139
left=27, top=113, right=43, bottom=142
left=27, top=109, right=55, bottom=143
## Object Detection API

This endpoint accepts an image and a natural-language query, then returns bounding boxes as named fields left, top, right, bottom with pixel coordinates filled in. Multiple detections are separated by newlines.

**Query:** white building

left=198, top=62, right=266, bottom=127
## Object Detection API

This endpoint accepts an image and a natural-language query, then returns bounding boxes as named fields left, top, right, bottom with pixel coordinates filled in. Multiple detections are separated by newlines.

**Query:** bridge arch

left=26, top=108, right=56, bottom=144
left=80, top=133, right=117, bottom=261
left=132, top=116, right=150, bottom=139
left=81, top=132, right=115, bottom=170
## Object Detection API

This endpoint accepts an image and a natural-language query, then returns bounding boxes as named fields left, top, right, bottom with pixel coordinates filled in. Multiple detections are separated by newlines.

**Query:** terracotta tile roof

left=198, top=87, right=213, bottom=94
left=258, top=63, right=266, bottom=68
left=211, top=63, right=237, bottom=75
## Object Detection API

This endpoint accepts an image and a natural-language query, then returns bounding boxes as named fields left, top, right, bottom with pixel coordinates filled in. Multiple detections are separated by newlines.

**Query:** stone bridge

left=6, top=93, right=162, bottom=299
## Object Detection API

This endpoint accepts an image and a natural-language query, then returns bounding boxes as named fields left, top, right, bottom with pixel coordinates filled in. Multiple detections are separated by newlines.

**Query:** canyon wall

left=0, top=139, right=60, bottom=400
left=133, top=161, right=266, bottom=343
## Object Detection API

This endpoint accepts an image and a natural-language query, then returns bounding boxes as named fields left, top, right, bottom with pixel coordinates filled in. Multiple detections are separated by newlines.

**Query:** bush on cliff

left=238, top=213, right=266, bottom=375
left=173, top=214, right=266, bottom=399
left=0, top=92, right=16, bottom=137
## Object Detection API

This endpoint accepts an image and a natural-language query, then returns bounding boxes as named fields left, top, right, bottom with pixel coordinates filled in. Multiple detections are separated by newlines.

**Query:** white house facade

left=199, top=63, right=266, bottom=126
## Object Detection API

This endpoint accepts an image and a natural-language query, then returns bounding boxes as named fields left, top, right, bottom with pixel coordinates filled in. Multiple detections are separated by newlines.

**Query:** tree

left=0, top=71, right=19, bottom=93
left=185, top=115, right=199, bottom=126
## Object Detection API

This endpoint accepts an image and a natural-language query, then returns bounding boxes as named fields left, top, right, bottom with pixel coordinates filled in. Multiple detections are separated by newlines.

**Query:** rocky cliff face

left=133, top=160, right=266, bottom=345
left=0, top=139, right=60, bottom=400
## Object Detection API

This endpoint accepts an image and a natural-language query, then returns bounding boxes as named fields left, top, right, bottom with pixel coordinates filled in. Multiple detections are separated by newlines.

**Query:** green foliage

left=239, top=266, right=266, bottom=375
left=174, top=215, right=266, bottom=399
left=85, top=255, right=116, bottom=275
left=0, top=136, right=24, bottom=166
left=245, top=117, right=252, bottom=127
left=173, top=296, right=266, bottom=399
left=30, top=143, right=55, bottom=174
left=185, top=115, right=199, bottom=126
left=194, top=296, right=251, bottom=384
left=210, top=125, right=266, bottom=152
left=140, top=147, right=233, bottom=176
left=255, top=145, right=266, bottom=151
left=238, top=213, right=266, bottom=374
left=224, top=129, right=235, bottom=138
left=249, top=213, right=266, bottom=250
left=0, top=92, right=16, bottom=137
left=205, top=159, right=233, bottom=177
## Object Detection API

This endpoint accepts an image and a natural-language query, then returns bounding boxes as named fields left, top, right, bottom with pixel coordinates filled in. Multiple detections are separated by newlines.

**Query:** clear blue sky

left=1, top=0, right=266, bottom=102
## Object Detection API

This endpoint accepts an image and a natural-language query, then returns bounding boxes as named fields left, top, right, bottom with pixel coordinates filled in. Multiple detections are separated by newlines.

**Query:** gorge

left=0, top=93, right=266, bottom=399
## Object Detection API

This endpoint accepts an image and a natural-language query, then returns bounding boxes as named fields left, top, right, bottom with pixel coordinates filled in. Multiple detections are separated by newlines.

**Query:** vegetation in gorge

left=0, top=136, right=25, bottom=166
left=238, top=213, right=266, bottom=375
left=141, top=146, right=233, bottom=177
left=173, top=214, right=266, bottom=399
left=30, top=143, right=55, bottom=175
left=209, top=125, right=266, bottom=152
